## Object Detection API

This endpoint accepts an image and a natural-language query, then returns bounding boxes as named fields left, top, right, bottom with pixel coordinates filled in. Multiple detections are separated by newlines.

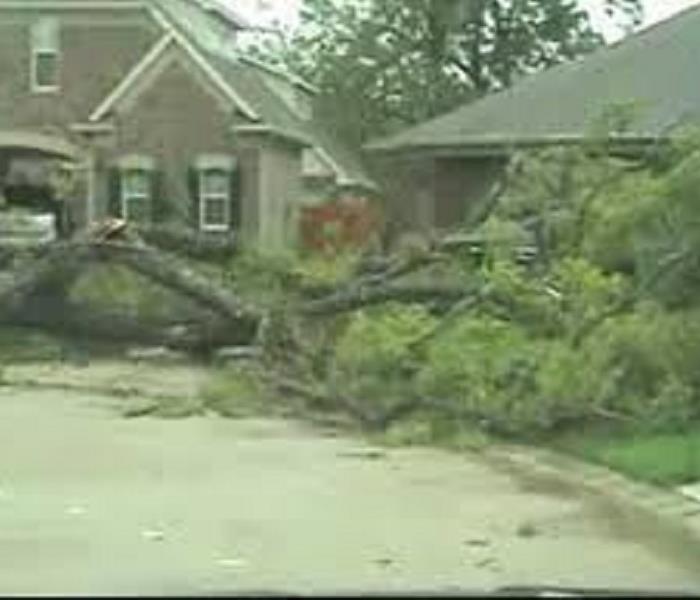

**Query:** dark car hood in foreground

left=173, top=586, right=700, bottom=598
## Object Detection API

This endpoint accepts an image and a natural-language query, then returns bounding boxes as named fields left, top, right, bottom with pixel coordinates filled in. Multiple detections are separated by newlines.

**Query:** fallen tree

left=0, top=225, right=261, bottom=353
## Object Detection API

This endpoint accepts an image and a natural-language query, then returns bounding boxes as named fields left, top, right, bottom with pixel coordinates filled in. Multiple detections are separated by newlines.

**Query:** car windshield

left=1, top=0, right=700, bottom=596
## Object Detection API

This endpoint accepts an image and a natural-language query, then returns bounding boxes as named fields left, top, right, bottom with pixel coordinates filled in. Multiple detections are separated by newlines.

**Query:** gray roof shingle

left=204, top=53, right=373, bottom=188
left=165, top=1, right=373, bottom=188
left=368, top=5, right=700, bottom=153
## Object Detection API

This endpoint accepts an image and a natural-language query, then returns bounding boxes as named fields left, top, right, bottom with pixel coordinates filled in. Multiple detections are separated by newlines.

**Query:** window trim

left=30, top=17, right=60, bottom=94
left=31, top=49, right=60, bottom=93
left=198, top=168, right=231, bottom=233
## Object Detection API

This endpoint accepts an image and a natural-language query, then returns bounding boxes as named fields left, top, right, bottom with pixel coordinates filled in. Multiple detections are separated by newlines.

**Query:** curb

left=482, top=444, right=700, bottom=557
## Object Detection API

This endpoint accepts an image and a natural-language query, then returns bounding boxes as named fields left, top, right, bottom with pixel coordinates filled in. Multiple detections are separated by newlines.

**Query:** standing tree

left=249, top=0, right=643, bottom=150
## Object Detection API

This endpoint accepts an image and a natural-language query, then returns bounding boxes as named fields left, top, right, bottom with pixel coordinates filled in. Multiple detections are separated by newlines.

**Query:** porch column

left=70, top=124, right=117, bottom=227
left=236, top=129, right=305, bottom=253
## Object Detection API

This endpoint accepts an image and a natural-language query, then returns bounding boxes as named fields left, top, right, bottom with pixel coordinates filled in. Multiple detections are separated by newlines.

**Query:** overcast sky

left=225, top=0, right=700, bottom=34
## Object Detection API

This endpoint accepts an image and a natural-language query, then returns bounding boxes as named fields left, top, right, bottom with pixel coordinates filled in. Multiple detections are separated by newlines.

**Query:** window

left=115, top=155, right=155, bottom=223
left=199, top=169, right=231, bottom=232
left=31, top=18, right=60, bottom=92
left=121, top=170, right=152, bottom=223
left=195, top=155, right=236, bottom=232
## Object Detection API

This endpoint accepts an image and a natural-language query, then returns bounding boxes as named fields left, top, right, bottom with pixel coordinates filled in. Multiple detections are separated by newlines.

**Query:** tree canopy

left=251, top=0, right=643, bottom=150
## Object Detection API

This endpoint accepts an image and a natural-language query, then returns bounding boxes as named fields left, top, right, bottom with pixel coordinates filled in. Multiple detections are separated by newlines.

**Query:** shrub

left=200, top=367, right=272, bottom=419
left=416, top=316, right=547, bottom=433
left=587, top=305, right=700, bottom=430
left=331, top=304, right=437, bottom=412
left=292, top=251, right=362, bottom=288
left=550, top=257, right=629, bottom=336
left=335, top=303, right=437, bottom=377
left=484, top=260, right=562, bottom=336
left=223, top=249, right=301, bottom=309
left=70, top=264, right=203, bottom=323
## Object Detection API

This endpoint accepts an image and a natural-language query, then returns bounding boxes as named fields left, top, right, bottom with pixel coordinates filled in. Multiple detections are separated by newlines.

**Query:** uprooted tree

left=5, top=129, right=700, bottom=439
left=248, top=130, right=700, bottom=437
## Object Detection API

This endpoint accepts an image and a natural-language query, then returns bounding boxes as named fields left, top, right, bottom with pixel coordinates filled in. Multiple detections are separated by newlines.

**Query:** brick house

left=0, top=0, right=373, bottom=251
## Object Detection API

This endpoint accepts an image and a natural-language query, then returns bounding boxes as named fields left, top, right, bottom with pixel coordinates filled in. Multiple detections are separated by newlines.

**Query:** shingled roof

left=204, top=53, right=374, bottom=188
left=161, top=0, right=373, bottom=188
left=368, top=5, right=700, bottom=154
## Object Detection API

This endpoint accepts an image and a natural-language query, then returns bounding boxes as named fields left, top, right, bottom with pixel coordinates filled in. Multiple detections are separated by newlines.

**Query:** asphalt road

left=0, top=379, right=699, bottom=596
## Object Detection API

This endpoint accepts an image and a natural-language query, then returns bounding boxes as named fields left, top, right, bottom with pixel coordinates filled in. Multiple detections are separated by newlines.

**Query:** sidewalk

left=484, top=444, right=700, bottom=556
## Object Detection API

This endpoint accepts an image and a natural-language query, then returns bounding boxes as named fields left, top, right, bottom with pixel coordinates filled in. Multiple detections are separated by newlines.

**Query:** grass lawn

left=555, top=428, right=700, bottom=487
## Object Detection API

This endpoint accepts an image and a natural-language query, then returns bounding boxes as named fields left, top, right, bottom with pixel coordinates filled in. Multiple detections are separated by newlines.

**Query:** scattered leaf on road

left=141, top=529, right=166, bottom=542
left=217, top=558, right=248, bottom=569
left=464, top=538, right=492, bottom=548
left=516, top=522, right=540, bottom=539
left=374, top=557, right=395, bottom=568
left=338, top=449, right=388, bottom=460
left=475, top=557, right=497, bottom=569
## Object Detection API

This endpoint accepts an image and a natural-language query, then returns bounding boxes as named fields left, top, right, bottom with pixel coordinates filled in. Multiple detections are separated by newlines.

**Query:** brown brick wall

left=376, top=156, right=437, bottom=238
left=105, top=58, right=237, bottom=224
left=376, top=155, right=506, bottom=238
left=433, top=157, right=505, bottom=229
left=0, top=10, right=157, bottom=131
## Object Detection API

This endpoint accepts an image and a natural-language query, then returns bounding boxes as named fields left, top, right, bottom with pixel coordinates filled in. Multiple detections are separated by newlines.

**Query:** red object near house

left=300, top=196, right=382, bottom=254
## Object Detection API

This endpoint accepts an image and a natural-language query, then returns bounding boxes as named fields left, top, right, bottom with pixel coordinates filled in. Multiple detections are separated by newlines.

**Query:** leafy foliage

left=331, top=304, right=436, bottom=412
left=335, top=303, right=437, bottom=377
left=302, top=130, right=700, bottom=441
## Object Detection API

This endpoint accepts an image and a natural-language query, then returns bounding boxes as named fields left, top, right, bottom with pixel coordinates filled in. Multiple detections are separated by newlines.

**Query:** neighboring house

left=367, top=5, right=700, bottom=237
left=0, top=0, right=372, bottom=251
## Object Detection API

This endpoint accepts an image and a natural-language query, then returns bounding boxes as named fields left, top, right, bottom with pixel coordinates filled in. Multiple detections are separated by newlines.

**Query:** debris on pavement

left=373, top=557, right=396, bottom=568
left=679, top=483, right=700, bottom=505
left=141, top=529, right=166, bottom=542
left=475, top=557, right=499, bottom=569
left=464, top=538, right=491, bottom=548
left=216, top=557, right=249, bottom=569
left=337, top=449, right=388, bottom=461
left=516, top=522, right=541, bottom=539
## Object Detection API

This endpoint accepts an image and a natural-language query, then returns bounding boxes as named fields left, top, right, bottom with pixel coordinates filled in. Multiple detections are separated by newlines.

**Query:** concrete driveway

left=0, top=375, right=699, bottom=596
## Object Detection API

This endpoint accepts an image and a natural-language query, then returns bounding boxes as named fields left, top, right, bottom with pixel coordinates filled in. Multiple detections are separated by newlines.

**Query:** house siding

left=237, top=146, right=261, bottom=243
left=433, top=157, right=505, bottom=229
left=376, top=155, right=505, bottom=240
left=0, top=10, right=158, bottom=131
left=256, top=138, right=303, bottom=252
left=376, top=156, right=437, bottom=239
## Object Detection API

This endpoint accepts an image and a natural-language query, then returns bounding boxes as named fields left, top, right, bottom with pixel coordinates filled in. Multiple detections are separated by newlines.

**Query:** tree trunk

left=302, top=282, right=475, bottom=316
left=0, top=239, right=260, bottom=352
